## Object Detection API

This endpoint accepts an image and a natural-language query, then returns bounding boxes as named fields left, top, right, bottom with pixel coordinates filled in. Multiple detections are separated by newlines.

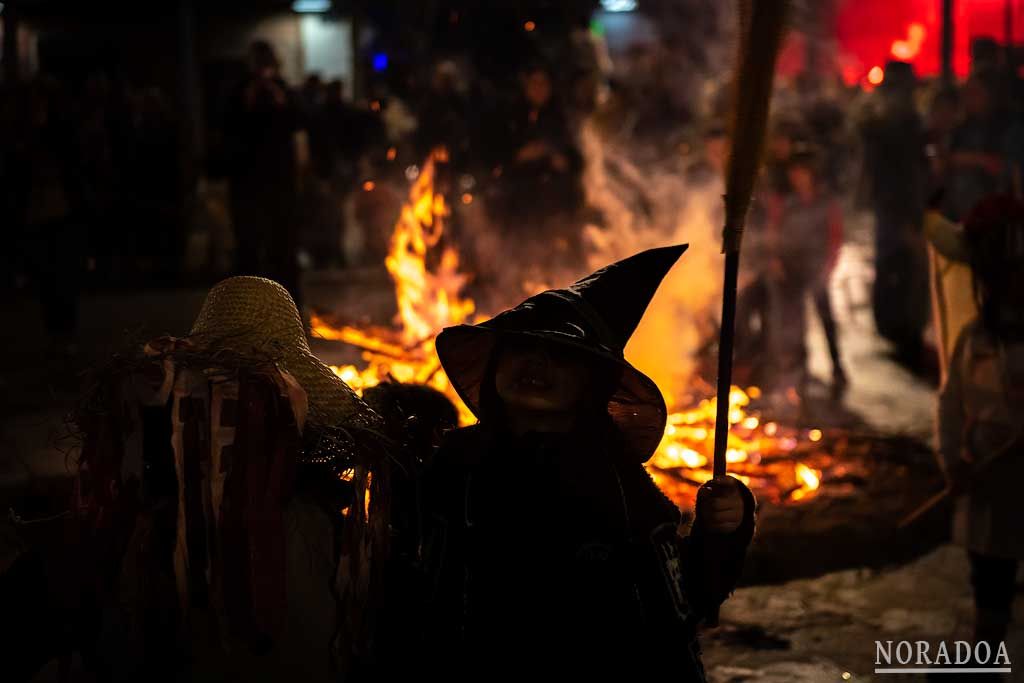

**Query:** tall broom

left=701, top=0, right=789, bottom=628
left=713, top=0, right=790, bottom=481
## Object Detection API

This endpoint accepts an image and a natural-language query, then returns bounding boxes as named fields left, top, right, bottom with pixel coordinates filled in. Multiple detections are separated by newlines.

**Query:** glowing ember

left=314, top=151, right=832, bottom=508
left=796, top=463, right=821, bottom=490
left=648, top=386, right=829, bottom=506
left=867, top=65, right=884, bottom=85
left=789, top=463, right=822, bottom=502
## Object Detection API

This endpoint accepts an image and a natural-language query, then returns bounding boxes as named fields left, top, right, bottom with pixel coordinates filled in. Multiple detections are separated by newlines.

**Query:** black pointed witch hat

left=435, top=244, right=688, bottom=462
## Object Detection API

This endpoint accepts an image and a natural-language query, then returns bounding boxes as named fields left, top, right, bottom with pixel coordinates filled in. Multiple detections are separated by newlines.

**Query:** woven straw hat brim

left=189, top=276, right=377, bottom=428
left=436, top=324, right=667, bottom=463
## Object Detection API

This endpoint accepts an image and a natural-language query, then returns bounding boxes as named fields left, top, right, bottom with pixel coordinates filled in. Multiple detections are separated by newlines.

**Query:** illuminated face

left=494, top=339, right=589, bottom=414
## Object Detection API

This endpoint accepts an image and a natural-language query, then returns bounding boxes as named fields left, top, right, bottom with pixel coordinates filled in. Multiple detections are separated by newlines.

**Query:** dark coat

left=410, top=422, right=754, bottom=682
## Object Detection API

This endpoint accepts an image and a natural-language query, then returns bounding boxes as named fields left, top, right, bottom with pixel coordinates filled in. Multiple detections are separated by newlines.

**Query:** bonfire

left=312, top=149, right=825, bottom=508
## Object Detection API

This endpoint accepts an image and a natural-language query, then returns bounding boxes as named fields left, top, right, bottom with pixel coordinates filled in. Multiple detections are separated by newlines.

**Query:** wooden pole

left=712, top=252, right=741, bottom=478
left=712, top=0, right=789, bottom=479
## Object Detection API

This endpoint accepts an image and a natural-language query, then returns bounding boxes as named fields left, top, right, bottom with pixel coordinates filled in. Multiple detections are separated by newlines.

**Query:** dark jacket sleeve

left=679, top=482, right=756, bottom=623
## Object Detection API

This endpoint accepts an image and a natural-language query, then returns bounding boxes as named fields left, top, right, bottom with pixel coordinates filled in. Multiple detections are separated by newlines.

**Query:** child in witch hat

left=937, top=195, right=1024, bottom=661
left=409, top=245, right=755, bottom=682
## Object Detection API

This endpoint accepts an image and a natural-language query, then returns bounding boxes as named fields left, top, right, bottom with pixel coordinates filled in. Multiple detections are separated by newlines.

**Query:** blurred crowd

left=1, top=20, right=1022, bottom=382
left=724, top=39, right=1024, bottom=401
left=0, top=30, right=603, bottom=342
left=0, top=73, right=184, bottom=343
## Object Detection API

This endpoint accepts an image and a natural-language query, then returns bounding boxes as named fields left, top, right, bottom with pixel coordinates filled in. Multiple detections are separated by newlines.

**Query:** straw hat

left=189, top=276, right=377, bottom=429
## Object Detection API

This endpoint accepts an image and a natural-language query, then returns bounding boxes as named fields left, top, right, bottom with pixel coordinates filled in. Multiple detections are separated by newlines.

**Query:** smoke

left=455, top=123, right=730, bottom=408
left=454, top=2, right=740, bottom=406
left=578, top=122, right=725, bottom=408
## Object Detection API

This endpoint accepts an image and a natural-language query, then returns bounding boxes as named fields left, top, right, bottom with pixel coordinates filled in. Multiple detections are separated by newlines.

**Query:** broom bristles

left=723, top=0, right=790, bottom=253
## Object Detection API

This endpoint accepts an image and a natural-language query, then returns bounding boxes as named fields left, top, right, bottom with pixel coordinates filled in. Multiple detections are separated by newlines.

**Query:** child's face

left=494, top=339, right=589, bottom=414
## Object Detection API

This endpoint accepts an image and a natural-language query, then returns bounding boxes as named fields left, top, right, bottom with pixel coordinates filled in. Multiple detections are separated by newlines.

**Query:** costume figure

left=859, top=61, right=931, bottom=368
left=937, top=195, right=1024, bottom=655
left=408, top=245, right=755, bottom=682
left=66, top=277, right=386, bottom=681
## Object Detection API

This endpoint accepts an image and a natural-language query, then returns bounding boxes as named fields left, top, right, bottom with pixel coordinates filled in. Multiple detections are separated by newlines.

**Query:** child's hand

left=696, top=476, right=747, bottom=534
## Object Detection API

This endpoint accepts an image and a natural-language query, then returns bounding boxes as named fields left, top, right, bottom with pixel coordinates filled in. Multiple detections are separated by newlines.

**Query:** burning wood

left=311, top=149, right=479, bottom=424
left=312, top=149, right=830, bottom=508
left=649, top=385, right=825, bottom=507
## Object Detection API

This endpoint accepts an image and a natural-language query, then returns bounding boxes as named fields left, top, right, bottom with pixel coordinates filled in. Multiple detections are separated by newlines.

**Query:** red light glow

left=836, top=0, right=1024, bottom=84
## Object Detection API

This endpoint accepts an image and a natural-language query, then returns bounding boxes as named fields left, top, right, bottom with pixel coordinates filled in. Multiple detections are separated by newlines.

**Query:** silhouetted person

left=123, top=87, right=182, bottom=283
left=409, top=246, right=754, bottom=681
left=925, top=87, right=960, bottom=196
left=77, top=72, right=122, bottom=284
left=490, top=64, right=584, bottom=268
left=225, top=40, right=300, bottom=303
left=764, top=119, right=805, bottom=195
left=859, top=61, right=930, bottom=370
left=14, top=77, right=84, bottom=352
left=414, top=60, right=470, bottom=161
left=943, top=73, right=1013, bottom=222
left=299, top=73, right=324, bottom=127
left=685, top=125, right=729, bottom=188
left=804, top=92, right=848, bottom=192
left=937, top=195, right=1024, bottom=667
left=765, top=149, right=846, bottom=395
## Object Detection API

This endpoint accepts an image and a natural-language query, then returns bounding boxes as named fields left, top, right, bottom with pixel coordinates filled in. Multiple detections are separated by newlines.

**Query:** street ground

left=704, top=546, right=1023, bottom=682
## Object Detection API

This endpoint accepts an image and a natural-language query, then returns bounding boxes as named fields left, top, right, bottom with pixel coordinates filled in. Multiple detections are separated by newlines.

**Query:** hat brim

left=436, top=325, right=667, bottom=463
left=282, top=351, right=381, bottom=429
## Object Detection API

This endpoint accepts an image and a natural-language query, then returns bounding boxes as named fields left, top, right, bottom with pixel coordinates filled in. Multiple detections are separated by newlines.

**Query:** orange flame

left=789, top=463, right=821, bottom=502
left=312, top=148, right=478, bottom=424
